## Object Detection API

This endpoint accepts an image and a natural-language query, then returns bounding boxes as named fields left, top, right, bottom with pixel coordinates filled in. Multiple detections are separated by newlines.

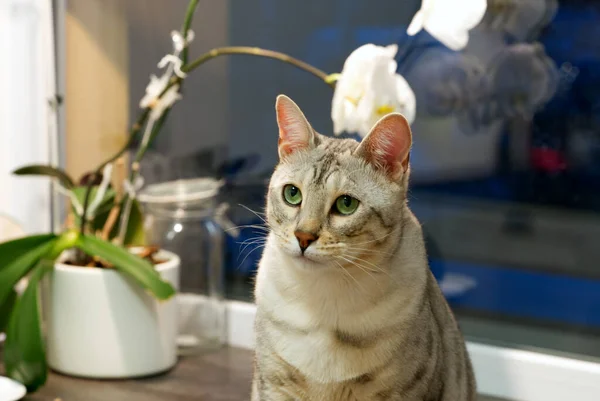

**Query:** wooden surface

left=25, top=347, right=253, bottom=401
left=8, top=346, right=506, bottom=401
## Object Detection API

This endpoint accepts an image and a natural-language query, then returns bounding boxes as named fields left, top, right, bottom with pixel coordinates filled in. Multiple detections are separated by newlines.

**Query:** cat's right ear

left=275, top=95, right=317, bottom=159
left=354, top=113, right=412, bottom=180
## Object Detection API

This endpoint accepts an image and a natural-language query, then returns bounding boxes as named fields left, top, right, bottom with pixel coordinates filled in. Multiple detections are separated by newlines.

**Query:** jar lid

left=138, top=177, right=223, bottom=205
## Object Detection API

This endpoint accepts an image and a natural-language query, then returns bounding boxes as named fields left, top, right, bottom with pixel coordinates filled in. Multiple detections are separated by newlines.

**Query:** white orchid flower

left=139, top=30, right=193, bottom=118
left=407, top=0, right=487, bottom=50
left=331, top=44, right=416, bottom=137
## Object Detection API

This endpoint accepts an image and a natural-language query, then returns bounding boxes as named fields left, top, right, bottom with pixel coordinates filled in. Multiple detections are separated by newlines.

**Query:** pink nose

left=294, top=231, right=318, bottom=253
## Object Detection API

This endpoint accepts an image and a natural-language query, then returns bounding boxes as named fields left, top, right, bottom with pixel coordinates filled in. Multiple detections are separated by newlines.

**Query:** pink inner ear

left=276, top=96, right=313, bottom=157
left=278, top=135, right=301, bottom=156
left=359, top=114, right=412, bottom=177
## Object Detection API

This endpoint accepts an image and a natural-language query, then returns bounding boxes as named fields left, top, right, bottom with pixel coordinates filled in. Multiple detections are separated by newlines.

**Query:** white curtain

left=0, top=0, right=58, bottom=235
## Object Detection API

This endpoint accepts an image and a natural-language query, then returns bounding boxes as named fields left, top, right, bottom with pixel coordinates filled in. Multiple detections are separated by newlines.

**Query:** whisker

left=319, top=237, right=414, bottom=260
left=332, top=259, right=366, bottom=293
left=344, top=246, right=396, bottom=257
left=237, top=243, right=266, bottom=269
left=350, top=226, right=403, bottom=246
left=238, top=238, right=267, bottom=258
left=238, top=231, right=267, bottom=239
left=225, top=224, right=269, bottom=233
left=237, top=233, right=268, bottom=242
left=238, top=204, right=268, bottom=224
left=316, top=245, right=395, bottom=257
left=237, top=234, right=267, bottom=244
left=236, top=235, right=266, bottom=252
left=237, top=238, right=266, bottom=249
left=336, top=255, right=379, bottom=284
left=351, top=232, right=423, bottom=246
left=237, top=239, right=267, bottom=252
left=342, top=254, right=381, bottom=271
left=342, top=254, right=398, bottom=284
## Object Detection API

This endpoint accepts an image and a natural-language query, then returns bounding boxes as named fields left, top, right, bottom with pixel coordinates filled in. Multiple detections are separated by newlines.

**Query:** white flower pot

left=43, top=250, right=180, bottom=379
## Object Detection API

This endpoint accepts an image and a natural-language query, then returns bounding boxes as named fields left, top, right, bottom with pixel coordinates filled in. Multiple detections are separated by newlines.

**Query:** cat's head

left=266, top=95, right=412, bottom=268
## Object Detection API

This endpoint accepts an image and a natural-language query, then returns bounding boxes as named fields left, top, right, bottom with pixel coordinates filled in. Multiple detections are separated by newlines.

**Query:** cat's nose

left=294, top=231, right=318, bottom=253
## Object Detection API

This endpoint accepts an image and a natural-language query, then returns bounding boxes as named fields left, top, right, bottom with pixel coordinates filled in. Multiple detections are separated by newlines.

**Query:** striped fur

left=252, top=96, right=476, bottom=401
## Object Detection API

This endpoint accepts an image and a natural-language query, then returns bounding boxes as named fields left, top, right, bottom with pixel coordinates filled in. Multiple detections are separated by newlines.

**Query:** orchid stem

left=182, top=46, right=335, bottom=88
left=102, top=0, right=201, bottom=245
left=180, top=0, right=199, bottom=64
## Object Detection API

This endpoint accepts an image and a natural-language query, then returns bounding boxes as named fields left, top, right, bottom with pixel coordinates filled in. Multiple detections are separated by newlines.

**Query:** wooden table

left=24, top=347, right=253, bottom=401
left=4, top=347, right=504, bottom=401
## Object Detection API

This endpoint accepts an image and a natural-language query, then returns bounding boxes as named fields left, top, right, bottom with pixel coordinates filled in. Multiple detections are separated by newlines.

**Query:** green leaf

left=0, top=288, right=17, bottom=333
left=75, top=235, right=175, bottom=300
left=122, top=200, right=146, bottom=246
left=4, top=259, right=53, bottom=392
left=71, top=186, right=117, bottom=230
left=0, top=235, right=57, bottom=307
left=13, top=165, right=74, bottom=189
left=71, top=186, right=116, bottom=215
left=94, top=199, right=145, bottom=245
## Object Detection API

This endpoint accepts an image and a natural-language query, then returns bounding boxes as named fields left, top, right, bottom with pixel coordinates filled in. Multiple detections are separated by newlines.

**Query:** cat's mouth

left=284, top=245, right=331, bottom=265
left=292, top=254, right=328, bottom=269
left=275, top=237, right=335, bottom=265
left=292, top=251, right=319, bottom=262
left=292, top=250, right=331, bottom=267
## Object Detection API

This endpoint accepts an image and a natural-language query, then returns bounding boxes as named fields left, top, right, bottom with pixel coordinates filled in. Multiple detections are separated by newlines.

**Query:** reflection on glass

left=482, top=0, right=558, bottom=41
left=487, top=43, right=558, bottom=119
left=125, top=0, right=600, bottom=362
left=409, top=52, right=488, bottom=117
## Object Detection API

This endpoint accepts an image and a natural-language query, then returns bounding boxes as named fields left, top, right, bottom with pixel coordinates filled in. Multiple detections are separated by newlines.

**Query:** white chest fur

left=254, top=243, right=420, bottom=384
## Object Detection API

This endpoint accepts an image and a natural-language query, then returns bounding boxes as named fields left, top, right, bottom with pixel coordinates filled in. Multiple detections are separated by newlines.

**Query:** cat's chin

left=291, top=255, right=329, bottom=269
left=280, top=248, right=331, bottom=269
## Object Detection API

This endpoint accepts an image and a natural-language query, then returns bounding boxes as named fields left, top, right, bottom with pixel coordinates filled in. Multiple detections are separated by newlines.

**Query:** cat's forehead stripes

left=308, top=134, right=358, bottom=187
left=311, top=154, right=337, bottom=186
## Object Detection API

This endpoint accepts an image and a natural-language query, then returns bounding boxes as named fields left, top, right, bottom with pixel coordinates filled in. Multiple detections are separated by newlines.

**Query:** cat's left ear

left=275, top=95, right=317, bottom=159
left=354, top=113, right=412, bottom=180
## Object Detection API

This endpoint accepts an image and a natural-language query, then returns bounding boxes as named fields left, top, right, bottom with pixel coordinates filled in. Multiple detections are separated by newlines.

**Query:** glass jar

left=138, top=177, right=235, bottom=354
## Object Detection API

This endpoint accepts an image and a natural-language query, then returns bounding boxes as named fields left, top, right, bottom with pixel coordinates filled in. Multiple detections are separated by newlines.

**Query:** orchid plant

left=407, top=0, right=487, bottom=51
left=331, top=44, right=416, bottom=137
left=0, top=0, right=496, bottom=393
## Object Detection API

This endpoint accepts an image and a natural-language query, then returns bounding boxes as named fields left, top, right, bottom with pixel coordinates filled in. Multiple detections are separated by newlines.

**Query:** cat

left=252, top=95, right=476, bottom=401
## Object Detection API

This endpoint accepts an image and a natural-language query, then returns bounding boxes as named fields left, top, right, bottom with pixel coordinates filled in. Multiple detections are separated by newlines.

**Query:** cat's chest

left=305, top=382, right=363, bottom=401
left=264, top=316, right=392, bottom=384
left=263, top=361, right=406, bottom=401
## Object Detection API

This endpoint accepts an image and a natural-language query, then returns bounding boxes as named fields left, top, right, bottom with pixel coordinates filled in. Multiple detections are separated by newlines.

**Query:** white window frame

left=222, top=300, right=600, bottom=401
left=0, top=0, right=63, bottom=235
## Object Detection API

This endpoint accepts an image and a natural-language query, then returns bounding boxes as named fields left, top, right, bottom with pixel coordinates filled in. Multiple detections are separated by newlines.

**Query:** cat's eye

left=283, top=184, right=302, bottom=206
left=333, top=195, right=359, bottom=215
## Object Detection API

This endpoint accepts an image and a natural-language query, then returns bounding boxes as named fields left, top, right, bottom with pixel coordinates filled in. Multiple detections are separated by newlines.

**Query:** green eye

left=334, top=195, right=359, bottom=215
left=283, top=184, right=302, bottom=206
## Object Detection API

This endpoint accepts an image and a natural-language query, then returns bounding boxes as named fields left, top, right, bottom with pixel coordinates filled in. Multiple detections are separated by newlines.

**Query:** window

left=0, top=0, right=58, bottom=235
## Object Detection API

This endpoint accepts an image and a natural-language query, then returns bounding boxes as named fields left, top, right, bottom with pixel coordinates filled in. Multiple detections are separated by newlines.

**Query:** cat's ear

left=354, top=113, right=412, bottom=180
left=275, top=95, right=317, bottom=159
